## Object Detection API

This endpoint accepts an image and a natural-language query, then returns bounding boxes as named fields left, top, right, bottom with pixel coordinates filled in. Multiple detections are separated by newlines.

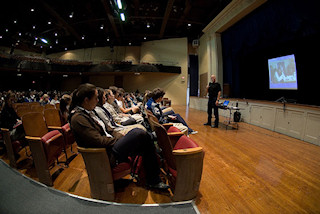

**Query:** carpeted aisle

left=0, top=160, right=199, bottom=214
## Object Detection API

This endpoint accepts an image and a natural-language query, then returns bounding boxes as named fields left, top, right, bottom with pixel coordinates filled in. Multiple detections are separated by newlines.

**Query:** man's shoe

left=147, top=182, right=170, bottom=190
left=203, top=123, right=211, bottom=126
left=211, top=125, right=218, bottom=128
left=190, top=131, right=198, bottom=135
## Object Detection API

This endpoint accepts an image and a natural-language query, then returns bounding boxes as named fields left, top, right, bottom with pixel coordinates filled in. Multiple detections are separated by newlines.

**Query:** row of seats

left=77, top=108, right=204, bottom=202
left=2, top=106, right=75, bottom=186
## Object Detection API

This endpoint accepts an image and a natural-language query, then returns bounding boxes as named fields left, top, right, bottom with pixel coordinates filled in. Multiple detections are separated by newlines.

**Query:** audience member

left=146, top=88, right=197, bottom=135
left=59, top=94, right=72, bottom=125
left=69, top=83, right=169, bottom=190
left=50, top=94, right=60, bottom=105
left=40, top=94, right=50, bottom=106
left=0, top=92, right=26, bottom=158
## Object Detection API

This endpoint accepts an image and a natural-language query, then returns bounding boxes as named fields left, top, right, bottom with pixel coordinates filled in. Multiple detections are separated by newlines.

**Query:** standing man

left=204, top=75, right=221, bottom=128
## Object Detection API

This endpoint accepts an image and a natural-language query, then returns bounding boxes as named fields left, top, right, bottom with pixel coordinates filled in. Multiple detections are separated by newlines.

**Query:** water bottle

left=236, top=100, right=238, bottom=107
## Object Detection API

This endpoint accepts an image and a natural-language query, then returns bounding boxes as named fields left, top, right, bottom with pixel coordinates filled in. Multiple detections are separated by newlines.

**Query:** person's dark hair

left=3, top=92, right=15, bottom=108
left=151, top=88, right=165, bottom=100
left=69, top=83, right=96, bottom=114
left=96, top=87, right=105, bottom=107
left=109, top=86, right=118, bottom=96
left=60, top=94, right=71, bottom=114
left=117, top=89, right=124, bottom=98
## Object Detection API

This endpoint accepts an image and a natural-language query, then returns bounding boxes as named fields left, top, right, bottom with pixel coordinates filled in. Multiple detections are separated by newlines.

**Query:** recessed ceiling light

left=5, top=29, right=8, bottom=32
left=144, top=37, right=146, bottom=40
left=117, top=0, right=123, bottom=9
left=33, top=25, right=36, bottom=29
left=14, top=20, right=17, bottom=24
left=0, top=36, right=2, bottom=39
left=129, top=42, right=131, bottom=45
left=147, top=23, right=150, bottom=28
left=82, top=35, right=85, bottom=40
left=18, top=32, right=21, bottom=36
left=41, top=38, right=48, bottom=44
left=188, top=23, right=191, bottom=27
left=100, top=25, right=104, bottom=30
left=69, top=12, right=74, bottom=18
left=50, top=46, right=52, bottom=48
left=48, top=21, right=51, bottom=25
left=120, top=13, right=125, bottom=21
left=55, top=33, right=58, bottom=37
left=107, top=38, right=109, bottom=41
left=31, top=8, right=34, bottom=12
left=56, top=39, right=58, bottom=44
left=65, top=48, right=67, bottom=50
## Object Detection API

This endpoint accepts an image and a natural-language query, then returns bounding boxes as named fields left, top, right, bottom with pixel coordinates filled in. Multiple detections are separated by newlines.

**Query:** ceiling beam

left=159, top=0, right=175, bottom=38
left=37, top=0, right=82, bottom=41
left=176, top=0, right=192, bottom=28
left=100, top=0, right=121, bottom=43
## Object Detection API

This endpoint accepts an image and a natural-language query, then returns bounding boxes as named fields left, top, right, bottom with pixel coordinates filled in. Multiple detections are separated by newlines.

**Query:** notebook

left=223, top=100, right=229, bottom=107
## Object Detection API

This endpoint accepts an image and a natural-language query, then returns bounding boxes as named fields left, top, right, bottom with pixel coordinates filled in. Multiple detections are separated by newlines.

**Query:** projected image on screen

left=268, top=54, right=298, bottom=90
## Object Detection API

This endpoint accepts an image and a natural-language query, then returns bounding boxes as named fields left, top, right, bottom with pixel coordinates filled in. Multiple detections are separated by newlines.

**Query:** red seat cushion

left=173, top=135, right=199, bottom=150
left=41, top=130, right=64, bottom=165
left=167, top=126, right=180, bottom=133
left=112, top=162, right=131, bottom=180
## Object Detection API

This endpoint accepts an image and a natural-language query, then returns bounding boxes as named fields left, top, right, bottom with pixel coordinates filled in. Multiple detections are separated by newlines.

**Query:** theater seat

left=151, top=117, right=204, bottom=201
left=77, top=147, right=131, bottom=201
left=22, top=112, right=65, bottom=186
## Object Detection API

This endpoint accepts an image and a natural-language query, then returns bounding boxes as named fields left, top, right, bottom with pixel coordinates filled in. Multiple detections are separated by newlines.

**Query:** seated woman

left=69, top=83, right=168, bottom=190
left=0, top=92, right=26, bottom=158
left=146, top=88, right=197, bottom=135
left=94, top=88, right=146, bottom=136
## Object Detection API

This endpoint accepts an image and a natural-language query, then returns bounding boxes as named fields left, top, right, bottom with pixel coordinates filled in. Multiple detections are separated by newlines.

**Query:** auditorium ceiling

left=0, top=0, right=231, bottom=54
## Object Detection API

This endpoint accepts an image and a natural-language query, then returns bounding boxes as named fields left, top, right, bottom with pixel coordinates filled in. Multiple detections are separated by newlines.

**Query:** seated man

left=146, top=88, right=197, bottom=135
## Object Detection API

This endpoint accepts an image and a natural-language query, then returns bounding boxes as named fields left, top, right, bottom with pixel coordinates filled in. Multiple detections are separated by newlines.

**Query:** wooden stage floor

left=1, top=105, right=320, bottom=213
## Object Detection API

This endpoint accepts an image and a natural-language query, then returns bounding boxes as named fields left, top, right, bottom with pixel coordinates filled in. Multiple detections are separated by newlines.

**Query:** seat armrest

left=162, top=123, right=173, bottom=130
left=173, top=147, right=203, bottom=155
left=77, top=147, right=106, bottom=153
left=167, top=132, right=184, bottom=136
left=1, top=128, right=9, bottom=132
left=25, top=136, right=42, bottom=141
left=48, top=126, right=62, bottom=130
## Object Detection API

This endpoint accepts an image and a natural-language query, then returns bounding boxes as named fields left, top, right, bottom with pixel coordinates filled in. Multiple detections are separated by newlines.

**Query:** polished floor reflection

left=1, top=105, right=320, bottom=213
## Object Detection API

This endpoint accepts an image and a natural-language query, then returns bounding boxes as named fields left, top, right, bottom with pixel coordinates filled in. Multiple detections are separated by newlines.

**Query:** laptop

left=223, top=100, right=229, bottom=108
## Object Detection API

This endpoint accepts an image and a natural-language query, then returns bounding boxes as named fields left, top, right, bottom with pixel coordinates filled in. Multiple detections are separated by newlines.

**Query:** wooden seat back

left=44, top=108, right=62, bottom=127
left=16, top=107, right=32, bottom=117
left=150, top=117, right=204, bottom=201
left=77, top=147, right=116, bottom=201
left=45, top=104, right=56, bottom=109
left=31, top=105, right=44, bottom=113
left=22, top=112, right=48, bottom=137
